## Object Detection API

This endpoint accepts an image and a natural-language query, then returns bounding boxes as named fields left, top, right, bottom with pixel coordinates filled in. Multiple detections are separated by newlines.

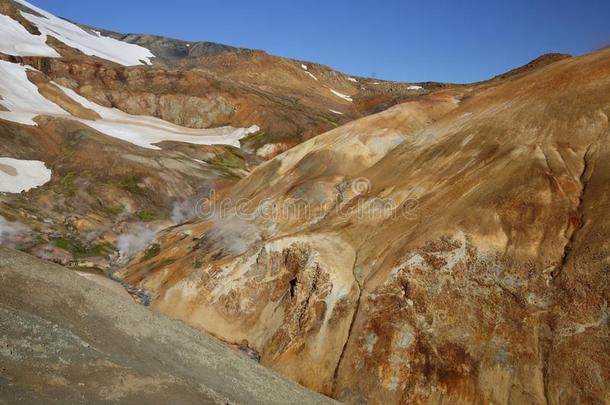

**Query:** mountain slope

left=0, top=247, right=336, bottom=404
left=118, top=47, right=610, bottom=403
left=0, top=0, right=452, bottom=271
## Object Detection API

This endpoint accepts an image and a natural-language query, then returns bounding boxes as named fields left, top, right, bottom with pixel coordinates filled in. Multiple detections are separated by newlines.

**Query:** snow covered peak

left=2, top=0, right=154, bottom=66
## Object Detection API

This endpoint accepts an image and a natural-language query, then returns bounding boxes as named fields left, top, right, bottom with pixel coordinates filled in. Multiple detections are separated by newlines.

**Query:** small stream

left=104, top=264, right=152, bottom=307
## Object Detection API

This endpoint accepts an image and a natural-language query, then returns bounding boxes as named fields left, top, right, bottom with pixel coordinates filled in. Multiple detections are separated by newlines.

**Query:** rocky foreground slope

left=119, top=47, right=610, bottom=403
left=0, top=247, right=336, bottom=404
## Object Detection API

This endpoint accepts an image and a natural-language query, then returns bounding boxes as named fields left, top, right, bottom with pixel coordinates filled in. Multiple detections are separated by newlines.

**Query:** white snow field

left=0, top=14, right=60, bottom=57
left=0, top=157, right=51, bottom=193
left=330, top=89, right=353, bottom=102
left=57, top=85, right=259, bottom=149
left=407, top=85, right=424, bottom=90
left=13, top=0, right=154, bottom=66
left=329, top=109, right=344, bottom=115
left=0, top=60, right=66, bottom=125
left=0, top=60, right=258, bottom=149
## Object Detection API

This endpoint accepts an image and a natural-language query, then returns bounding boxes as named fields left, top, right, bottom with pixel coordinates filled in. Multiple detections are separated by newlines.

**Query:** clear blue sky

left=30, top=0, right=610, bottom=83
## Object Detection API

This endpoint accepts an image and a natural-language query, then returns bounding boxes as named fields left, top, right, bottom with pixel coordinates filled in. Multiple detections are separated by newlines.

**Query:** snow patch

left=14, top=0, right=154, bottom=66
left=347, top=77, right=358, bottom=83
left=57, top=85, right=259, bottom=150
left=300, top=63, right=317, bottom=80
left=0, top=14, right=60, bottom=57
left=0, top=60, right=66, bottom=125
left=329, top=109, right=344, bottom=115
left=407, top=85, right=423, bottom=90
left=305, top=71, right=318, bottom=81
left=330, top=89, right=353, bottom=102
left=0, top=157, right=51, bottom=193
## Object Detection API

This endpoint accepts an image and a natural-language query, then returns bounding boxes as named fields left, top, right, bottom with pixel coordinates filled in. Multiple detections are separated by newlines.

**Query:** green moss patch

left=141, top=243, right=161, bottom=262
left=137, top=210, right=162, bottom=222
left=60, top=172, right=78, bottom=196
left=52, top=237, right=115, bottom=259
left=108, top=175, right=143, bottom=193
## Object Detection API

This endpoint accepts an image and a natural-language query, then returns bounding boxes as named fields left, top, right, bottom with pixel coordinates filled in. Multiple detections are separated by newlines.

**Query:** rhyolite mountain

left=1, top=0, right=608, bottom=404
left=119, top=47, right=610, bottom=404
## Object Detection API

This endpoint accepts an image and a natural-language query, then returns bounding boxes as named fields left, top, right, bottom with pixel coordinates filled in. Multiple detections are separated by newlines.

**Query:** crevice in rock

left=331, top=250, right=362, bottom=396
left=289, top=276, right=297, bottom=298
left=296, top=265, right=321, bottom=330
left=551, top=141, right=599, bottom=280
left=537, top=316, right=556, bottom=405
